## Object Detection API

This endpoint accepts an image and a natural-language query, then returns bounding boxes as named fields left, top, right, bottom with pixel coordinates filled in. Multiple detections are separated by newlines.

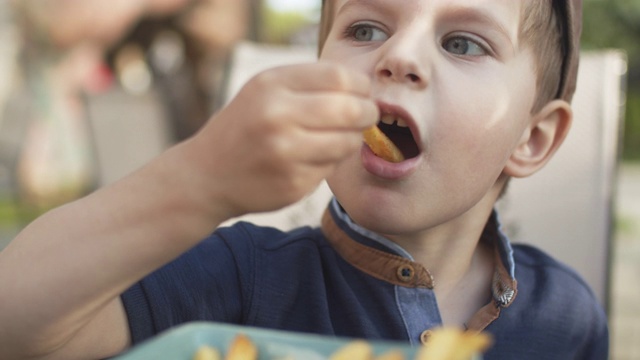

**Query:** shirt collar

left=321, top=197, right=517, bottom=307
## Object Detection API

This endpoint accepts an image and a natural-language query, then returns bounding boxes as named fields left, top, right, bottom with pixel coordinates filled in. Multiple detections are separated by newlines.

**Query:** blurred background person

left=103, top=0, right=253, bottom=140
left=3, top=0, right=252, bottom=216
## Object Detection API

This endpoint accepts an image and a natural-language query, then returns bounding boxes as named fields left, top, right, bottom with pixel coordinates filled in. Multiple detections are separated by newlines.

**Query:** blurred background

left=0, top=0, right=638, bottom=358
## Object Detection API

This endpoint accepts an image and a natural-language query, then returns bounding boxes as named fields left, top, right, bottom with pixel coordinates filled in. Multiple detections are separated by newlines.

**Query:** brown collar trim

left=466, top=302, right=501, bottom=332
left=465, top=243, right=518, bottom=332
left=484, top=212, right=518, bottom=309
left=492, top=247, right=518, bottom=308
left=321, top=209, right=435, bottom=289
left=320, top=205, right=518, bottom=331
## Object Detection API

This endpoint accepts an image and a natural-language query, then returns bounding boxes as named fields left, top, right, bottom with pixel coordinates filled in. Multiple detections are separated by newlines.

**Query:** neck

left=388, top=207, right=493, bottom=289
left=385, top=205, right=497, bottom=326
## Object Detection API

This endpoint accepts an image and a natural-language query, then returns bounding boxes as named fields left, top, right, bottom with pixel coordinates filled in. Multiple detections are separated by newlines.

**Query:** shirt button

left=420, top=330, right=433, bottom=345
left=396, top=265, right=415, bottom=283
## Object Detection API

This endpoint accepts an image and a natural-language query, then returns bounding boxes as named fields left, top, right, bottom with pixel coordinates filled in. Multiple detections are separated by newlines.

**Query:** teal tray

left=114, top=322, right=423, bottom=360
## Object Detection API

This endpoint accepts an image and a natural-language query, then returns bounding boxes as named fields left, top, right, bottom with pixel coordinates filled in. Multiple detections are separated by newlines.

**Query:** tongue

left=378, top=122, right=420, bottom=159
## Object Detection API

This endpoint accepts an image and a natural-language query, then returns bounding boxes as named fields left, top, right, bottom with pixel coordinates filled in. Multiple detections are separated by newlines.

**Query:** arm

left=0, top=63, right=378, bottom=360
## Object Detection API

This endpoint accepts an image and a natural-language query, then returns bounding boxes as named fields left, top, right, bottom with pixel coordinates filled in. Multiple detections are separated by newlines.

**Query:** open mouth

left=377, top=115, right=421, bottom=159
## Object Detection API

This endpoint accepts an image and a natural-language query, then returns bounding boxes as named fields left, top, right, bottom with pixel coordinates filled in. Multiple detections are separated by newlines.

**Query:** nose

left=375, top=33, right=429, bottom=89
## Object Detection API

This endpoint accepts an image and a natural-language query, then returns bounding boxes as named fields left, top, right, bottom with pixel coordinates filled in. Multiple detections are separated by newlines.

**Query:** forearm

left=0, top=142, right=227, bottom=358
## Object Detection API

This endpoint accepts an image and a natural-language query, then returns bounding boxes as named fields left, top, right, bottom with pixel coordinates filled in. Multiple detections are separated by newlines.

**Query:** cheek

left=432, top=66, right=534, bottom=158
left=319, top=52, right=373, bottom=76
left=431, top=101, right=513, bottom=159
left=319, top=38, right=379, bottom=73
left=426, top=95, right=531, bottom=191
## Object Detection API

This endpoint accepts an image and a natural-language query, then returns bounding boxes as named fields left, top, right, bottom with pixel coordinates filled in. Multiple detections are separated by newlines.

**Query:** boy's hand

left=187, top=63, right=378, bottom=218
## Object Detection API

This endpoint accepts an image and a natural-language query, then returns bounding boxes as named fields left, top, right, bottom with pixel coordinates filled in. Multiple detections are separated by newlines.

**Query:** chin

left=342, top=199, right=414, bottom=234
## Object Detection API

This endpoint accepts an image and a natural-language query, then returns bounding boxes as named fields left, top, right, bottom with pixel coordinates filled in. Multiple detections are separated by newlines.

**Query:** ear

left=503, top=100, right=572, bottom=178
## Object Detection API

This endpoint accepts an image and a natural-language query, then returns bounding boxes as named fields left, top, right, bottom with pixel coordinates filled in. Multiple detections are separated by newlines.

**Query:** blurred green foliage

left=582, top=0, right=640, bottom=160
left=261, top=7, right=312, bottom=44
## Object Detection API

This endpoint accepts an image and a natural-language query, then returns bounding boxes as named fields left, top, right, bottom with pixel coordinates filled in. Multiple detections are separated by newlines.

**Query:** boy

left=0, top=0, right=608, bottom=359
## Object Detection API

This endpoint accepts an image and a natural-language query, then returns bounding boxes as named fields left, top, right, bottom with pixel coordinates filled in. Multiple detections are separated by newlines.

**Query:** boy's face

left=321, top=0, right=538, bottom=237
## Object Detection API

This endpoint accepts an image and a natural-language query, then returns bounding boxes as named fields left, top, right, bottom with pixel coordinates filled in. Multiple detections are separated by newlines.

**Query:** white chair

left=222, top=42, right=627, bottom=308
left=496, top=51, right=627, bottom=308
left=84, top=89, right=174, bottom=187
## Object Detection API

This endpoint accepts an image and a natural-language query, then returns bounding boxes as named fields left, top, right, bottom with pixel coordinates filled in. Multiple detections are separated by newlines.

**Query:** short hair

left=317, top=0, right=335, bottom=58
left=317, top=0, right=564, bottom=114
left=520, top=1, right=564, bottom=113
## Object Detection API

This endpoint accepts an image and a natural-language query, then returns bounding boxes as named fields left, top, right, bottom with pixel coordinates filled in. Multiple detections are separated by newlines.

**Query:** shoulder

left=512, top=243, right=596, bottom=299
left=210, top=222, right=330, bottom=265
left=213, top=221, right=326, bottom=250
left=159, top=222, right=324, bottom=287
left=505, top=244, right=609, bottom=358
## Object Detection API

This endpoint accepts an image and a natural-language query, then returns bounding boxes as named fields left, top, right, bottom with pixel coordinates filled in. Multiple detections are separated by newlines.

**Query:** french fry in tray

left=224, top=334, right=258, bottom=360
left=193, top=345, right=221, bottom=360
left=375, top=350, right=406, bottom=360
left=193, top=327, right=491, bottom=360
left=329, top=340, right=373, bottom=360
left=415, top=328, right=492, bottom=360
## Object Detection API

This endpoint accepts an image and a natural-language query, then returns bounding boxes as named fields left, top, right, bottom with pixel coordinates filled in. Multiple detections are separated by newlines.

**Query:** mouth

left=376, top=106, right=421, bottom=160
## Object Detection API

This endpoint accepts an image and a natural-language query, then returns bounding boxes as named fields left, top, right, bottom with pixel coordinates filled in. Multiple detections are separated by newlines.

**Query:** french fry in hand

left=363, top=126, right=405, bottom=163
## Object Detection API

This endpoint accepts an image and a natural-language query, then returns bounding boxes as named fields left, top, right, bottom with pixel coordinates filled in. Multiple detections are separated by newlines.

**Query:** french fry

left=225, top=334, right=258, bottom=360
left=415, top=328, right=492, bottom=360
left=375, top=349, right=405, bottom=360
left=329, top=340, right=374, bottom=360
left=363, top=126, right=405, bottom=163
left=193, top=345, right=222, bottom=360
left=193, top=327, right=491, bottom=360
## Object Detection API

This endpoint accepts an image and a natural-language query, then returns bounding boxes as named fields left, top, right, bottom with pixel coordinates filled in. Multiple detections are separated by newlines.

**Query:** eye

left=345, top=23, right=388, bottom=42
left=442, top=36, right=487, bottom=56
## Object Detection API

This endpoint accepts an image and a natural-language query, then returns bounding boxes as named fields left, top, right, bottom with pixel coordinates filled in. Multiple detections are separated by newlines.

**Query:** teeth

left=380, top=113, right=409, bottom=127
left=380, top=114, right=396, bottom=125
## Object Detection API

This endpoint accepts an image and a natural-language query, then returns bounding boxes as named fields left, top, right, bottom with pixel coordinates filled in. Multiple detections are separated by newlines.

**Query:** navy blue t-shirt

left=121, top=199, right=608, bottom=359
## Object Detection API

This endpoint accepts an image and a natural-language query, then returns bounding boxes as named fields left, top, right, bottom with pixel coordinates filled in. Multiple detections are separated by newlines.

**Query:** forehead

left=329, top=0, right=523, bottom=32
left=330, top=0, right=521, bottom=12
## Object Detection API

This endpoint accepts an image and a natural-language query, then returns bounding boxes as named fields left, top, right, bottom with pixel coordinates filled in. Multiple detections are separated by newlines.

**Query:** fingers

left=254, top=63, right=373, bottom=97
left=286, top=130, right=364, bottom=165
left=239, top=63, right=379, bottom=131
left=266, top=64, right=378, bottom=130
left=297, top=133, right=362, bottom=165
left=294, top=93, right=379, bottom=130
left=189, top=62, right=377, bottom=216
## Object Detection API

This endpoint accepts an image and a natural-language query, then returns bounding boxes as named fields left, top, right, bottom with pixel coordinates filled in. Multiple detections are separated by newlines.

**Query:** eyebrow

left=337, top=0, right=390, bottom=17
left=336, top=1, right=514, bottom=36
left=440, top=5, right=515, bottom=43
left=334, top=0, right=516, bottom=50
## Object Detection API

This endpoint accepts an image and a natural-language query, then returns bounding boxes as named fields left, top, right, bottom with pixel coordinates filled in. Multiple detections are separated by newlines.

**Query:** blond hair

left=520, top=1, right=564, bottom=112
left=317, top=0, right=564, bottom=113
